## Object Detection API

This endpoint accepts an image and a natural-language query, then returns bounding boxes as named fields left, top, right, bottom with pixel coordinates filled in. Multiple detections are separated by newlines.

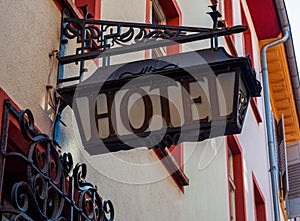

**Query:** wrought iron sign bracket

left=54, top=3, right=261, bottom=155
left=57, top=4, right=247, bottom=85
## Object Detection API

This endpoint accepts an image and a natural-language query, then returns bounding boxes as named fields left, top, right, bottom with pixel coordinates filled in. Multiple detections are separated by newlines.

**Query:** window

left=227, top=135, right=246, bottom=221
left=241, top=5, right=253, bottom=62
left=152, top=0, right=166, bottom=25
left=75, top=0, right=101, bottom=20
left=224, top=0, right=233, bottom=27
left=228, top=148, right=237, bottom=221
left=217, top=0, right=238, bottom=56
left=241, top=4, right=263, bottom=123
left=253, top=174, right=267, bottom=221
left=218, top=0, right=254, bottom=61
left=146, top=0, right=182, bottom=56
left=53, top=0, right=101, bottom=20
left=150, top=0, right=167, bottom=58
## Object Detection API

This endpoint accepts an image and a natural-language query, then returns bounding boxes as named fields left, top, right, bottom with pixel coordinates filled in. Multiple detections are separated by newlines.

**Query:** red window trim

left=0, top=88, right=54, bottom=156
left=145, top=0, right=182, bottom=56
left=53, top=0, right=101, bottom=64
left=252, top=172, right=267, bottom=221
left=240, top=5, right=262, bottom=124
left=213, top=0, right=234, bottom=35
left=250, top=98, right=263, bottom=124
left=241, top=4, right=253, bottom=62
left=225, top=34, right=238, bottom=56
left=224, top=0, right=234, bottom=30
left=0, top=87, right=111, bottom=220
left=227, top=135, right=247, bottom=221
left=53, top=0, right=83, bottom=18
left=0, top=88, right=33, bottom=204
left=146, top=0, right=182, bottom=27
left=145, top=0, right=151, bottom=59
left=154, top=145, right=189, bottom=188
left=158, top=0, right=182, bottom=55
left=53, top=0, right=101, bottom=19
left=75, top=0, right=101, bottom=20
left=222, top=1, right=262, bottom=124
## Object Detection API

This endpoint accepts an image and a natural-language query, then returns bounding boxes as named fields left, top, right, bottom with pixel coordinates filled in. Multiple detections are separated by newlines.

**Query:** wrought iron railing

left=0, top=99, right=114, bottom=221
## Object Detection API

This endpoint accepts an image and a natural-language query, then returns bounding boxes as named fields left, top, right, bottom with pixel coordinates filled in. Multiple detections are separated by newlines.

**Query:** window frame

left=228, top=148, right=237, bottom=221
left=240, top=3, right=262, bottom=124
left=241, top=4, right=253, bottom=63
left=75, top=0, right=101, bottom=20
left=252, top=173, right=267, bottom=221
left=53, top=0, right=101, bottom=20
left=146, top=0, right=182, bottom=56
left=150, top=0, right=168, bottom=58
left=227, top=135, right=247, bottom=221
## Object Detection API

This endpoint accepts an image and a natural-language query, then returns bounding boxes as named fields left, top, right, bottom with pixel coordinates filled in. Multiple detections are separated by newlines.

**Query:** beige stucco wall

left=177, top=0, right=228, bottom=53
left=0, top=0, right=280, bottom=220
left=0, top=0, right=61, bottom=134
left=100, top=0, right=147, bottom=65
left=177, top=1, right=273, bottom=220
left=73, top=136, right=230, bottom=220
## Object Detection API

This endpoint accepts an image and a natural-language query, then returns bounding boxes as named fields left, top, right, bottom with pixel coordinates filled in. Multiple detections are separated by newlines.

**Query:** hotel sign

left=57, top=48, right=261, bottom=154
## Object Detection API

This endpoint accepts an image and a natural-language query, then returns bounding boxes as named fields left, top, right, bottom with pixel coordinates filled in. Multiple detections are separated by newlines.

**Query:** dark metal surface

left=0, top=99, right=114, bottom=221
left=57, top=4, right=247, bottom=84
left=58, top=47, right=261, bottom=103
left=57, top=47, right=261, bottom=154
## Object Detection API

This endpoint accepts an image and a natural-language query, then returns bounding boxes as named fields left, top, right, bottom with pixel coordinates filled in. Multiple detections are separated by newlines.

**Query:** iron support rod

left=260, top=27, right=289, bottom=221
left=64, top=17, right=214, bottom=33
left=58, top=25, right=246, bottom=65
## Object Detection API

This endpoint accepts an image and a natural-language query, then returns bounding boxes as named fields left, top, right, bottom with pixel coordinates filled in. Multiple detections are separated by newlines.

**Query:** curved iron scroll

left=57, top=4, right=247, bottom=84
left=59, top=4, right=246, bottom=65
left=0, top=99, right=114, bottom=221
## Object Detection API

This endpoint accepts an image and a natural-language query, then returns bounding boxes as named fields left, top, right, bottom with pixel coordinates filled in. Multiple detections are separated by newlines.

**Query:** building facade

left=0, top=0, right=299, bottom=220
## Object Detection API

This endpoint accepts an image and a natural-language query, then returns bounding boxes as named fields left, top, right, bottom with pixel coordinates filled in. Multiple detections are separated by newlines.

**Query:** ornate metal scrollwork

left=0, top=99, right=114, bottom=221
left=57, top=4, right=247, bottom=84
left=238, top=90, right=248, bottom=123
left=118, top=63, right=179, bottom=79
left=62, top=18, right=186, bottom=54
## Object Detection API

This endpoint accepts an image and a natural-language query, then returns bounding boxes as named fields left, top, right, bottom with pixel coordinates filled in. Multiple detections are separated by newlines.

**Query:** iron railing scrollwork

left=0, top=99, right=114, bottom=221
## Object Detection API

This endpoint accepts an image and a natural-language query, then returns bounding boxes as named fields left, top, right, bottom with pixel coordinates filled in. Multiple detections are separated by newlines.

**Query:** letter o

left=120, top=88, right=153, bottom=134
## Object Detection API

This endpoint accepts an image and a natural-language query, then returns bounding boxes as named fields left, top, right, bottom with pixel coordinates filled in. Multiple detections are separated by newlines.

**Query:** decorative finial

left=207, top=4, right=222, bottom=29
left=79, top=5, right=94, bottom=19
